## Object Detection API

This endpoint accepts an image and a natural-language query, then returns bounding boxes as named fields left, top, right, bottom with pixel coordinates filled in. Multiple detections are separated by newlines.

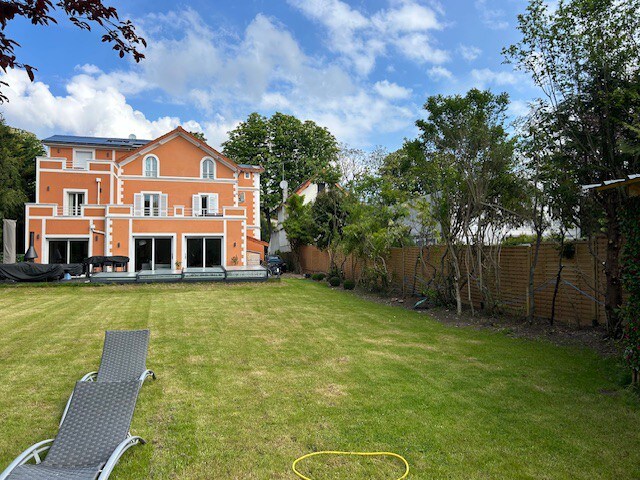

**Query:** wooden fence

left=298, top=238, right=608, bottom=327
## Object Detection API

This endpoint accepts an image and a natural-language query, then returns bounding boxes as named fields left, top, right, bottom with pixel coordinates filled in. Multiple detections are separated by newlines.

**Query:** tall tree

left=222, top=112, right=339, bottom=230
left=0, top=116, right=44, bottom=250
left=282, top=194, right=314, bottom=272
left=1, top=0, right=146, bottom=102
left=311, top=189, right=347, bottom=274
left=504, top=0, right=640, bottom=334
left=413, top=89, right=523, bottom=315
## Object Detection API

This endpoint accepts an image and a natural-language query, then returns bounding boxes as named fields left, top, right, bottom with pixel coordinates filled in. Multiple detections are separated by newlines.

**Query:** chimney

left=24, top=232, right=38, bottom=262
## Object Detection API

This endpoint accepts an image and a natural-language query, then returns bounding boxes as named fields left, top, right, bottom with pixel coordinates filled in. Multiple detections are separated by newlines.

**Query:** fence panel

left=298, top=238, right=607, bottom=327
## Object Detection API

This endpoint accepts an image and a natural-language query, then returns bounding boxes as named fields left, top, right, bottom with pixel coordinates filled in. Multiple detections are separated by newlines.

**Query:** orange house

left=25, top=127, right=266, bottom=273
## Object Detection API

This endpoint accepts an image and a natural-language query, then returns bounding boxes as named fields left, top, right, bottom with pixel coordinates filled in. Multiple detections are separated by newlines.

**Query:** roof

left=117, top=127, right=258, bottom=173
left=42, top=134, right=151, bottom=149
left=582, top=174, right=640, bottom=192
left=238, top=163, right=264, bottom=173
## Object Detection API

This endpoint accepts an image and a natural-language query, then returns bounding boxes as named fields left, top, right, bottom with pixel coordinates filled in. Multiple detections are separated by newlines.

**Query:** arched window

left=202, top=158, right=215, bottom=179
left=144, top=155, right=158, bottom=177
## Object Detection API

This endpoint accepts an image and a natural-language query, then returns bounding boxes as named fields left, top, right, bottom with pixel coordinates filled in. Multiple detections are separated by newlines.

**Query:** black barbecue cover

left=0, top=262, right=65, bottom=282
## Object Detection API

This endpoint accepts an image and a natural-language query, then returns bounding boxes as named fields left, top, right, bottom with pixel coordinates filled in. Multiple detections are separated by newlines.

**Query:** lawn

left=0, top=279, right=638, bottom=479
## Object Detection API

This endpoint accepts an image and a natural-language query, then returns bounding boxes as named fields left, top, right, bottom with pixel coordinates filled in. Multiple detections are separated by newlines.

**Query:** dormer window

left=144, top=155, right=158, bottom=177
left=202, top=158, right=215, bottom=179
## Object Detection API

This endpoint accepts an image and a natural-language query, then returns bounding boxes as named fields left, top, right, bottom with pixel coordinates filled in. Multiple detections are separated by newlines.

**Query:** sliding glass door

left=48, top=239, right=89, bottom=264
left=186, top=237, right=222, bottom=268
left=135, top=237, right=172, bottom=271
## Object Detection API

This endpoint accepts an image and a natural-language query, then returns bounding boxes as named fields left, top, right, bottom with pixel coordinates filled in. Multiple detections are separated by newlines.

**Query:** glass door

left=186, top=237, right=222, bottom=268
left=135, top=237, right=172, bottom=271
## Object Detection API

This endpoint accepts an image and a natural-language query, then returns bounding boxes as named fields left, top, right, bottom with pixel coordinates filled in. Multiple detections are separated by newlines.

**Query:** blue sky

left=0, top=0, right=545, bottom=151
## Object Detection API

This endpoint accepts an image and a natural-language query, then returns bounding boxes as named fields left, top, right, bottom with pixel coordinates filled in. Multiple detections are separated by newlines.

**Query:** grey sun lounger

left=60, top=330, right=156, bottom=424
left=0, top=381, right=145, bottom=480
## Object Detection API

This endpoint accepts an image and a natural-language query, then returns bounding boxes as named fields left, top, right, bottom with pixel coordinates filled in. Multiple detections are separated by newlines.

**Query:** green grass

left=0, top=279, right=638, bottom=479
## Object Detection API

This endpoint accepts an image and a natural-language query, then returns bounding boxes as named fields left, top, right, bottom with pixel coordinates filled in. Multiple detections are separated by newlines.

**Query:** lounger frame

left=0, top=436, right=145, bottom=480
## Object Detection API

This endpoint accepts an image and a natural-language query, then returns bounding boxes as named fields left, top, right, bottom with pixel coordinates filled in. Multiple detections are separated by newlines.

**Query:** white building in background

left=268, top=179, right=330, bottom=254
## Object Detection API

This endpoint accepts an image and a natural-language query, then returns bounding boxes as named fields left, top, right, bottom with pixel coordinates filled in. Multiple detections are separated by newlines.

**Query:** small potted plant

left=175, top=260, right=183, bottom=272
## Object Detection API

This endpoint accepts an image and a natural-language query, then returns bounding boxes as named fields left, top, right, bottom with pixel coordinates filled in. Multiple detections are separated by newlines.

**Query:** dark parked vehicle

left=266, top=255, right=286, bottom=275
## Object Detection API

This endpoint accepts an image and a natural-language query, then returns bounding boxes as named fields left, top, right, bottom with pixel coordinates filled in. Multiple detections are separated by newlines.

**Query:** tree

left=282, top=194, right=314, bottom=272
left=190, top=131, right=207, bottom=142
left=342, top=173, right=410, bottom=292
left=0, top=116, right=44, bottom=250
left=222, top=112, right=339, bottom=232
left=311, top=189, right=347, bottom=274
left=413, top=89, right=523, bottom=315
left=336, top=144, right=387, bottom=185
left=504, top=0, right=640, bottom=334
left=1, top=0, right=146, bottom=103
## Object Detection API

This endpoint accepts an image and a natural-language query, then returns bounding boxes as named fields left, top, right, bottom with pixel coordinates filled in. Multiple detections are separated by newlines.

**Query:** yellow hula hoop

left=292, top=451, right=410, bottom=480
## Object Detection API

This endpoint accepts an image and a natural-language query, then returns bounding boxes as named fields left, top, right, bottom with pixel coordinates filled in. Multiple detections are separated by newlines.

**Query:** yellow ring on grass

left=292, top=451, right=410, bottom=480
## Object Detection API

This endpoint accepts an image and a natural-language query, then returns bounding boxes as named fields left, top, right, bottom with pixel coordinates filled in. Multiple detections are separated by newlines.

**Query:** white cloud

left=0, top=69, right=186, bottom=141
left=287, top=0, right=448, bottom=74
left=428, top=66, right=454, bottom=81
left=470, top=68, right=520, bottom=88
left=1, top=9, right=418, bottom=148
left=458, top=44, right=481, bottom=61
left=474, top=0, right=509, bottom=30
left=374, top=80, right=412, bottom=100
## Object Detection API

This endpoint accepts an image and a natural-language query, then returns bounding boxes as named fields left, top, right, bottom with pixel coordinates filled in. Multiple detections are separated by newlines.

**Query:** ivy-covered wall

left=621, top=196, right=640, bottom=384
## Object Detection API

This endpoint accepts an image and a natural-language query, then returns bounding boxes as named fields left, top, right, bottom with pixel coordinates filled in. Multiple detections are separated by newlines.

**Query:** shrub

left=311, top=273, right=326, bottom=281
left=343, top=279, right=356, bottom=290
left=328, top=276, right=341, bottom=287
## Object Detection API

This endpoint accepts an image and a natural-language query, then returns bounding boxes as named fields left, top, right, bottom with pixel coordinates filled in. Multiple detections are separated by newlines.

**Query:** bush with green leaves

left=622, top=197, right=640, bottom=384
left=311, top=273, right=326, bottom=281
left=343, top=279, right=356, bottom=290
left=328, top=276, right=341, bottom=287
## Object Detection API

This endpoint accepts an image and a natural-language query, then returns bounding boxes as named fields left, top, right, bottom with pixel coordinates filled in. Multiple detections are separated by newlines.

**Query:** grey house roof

left=42, top=135, right=151, bottom=149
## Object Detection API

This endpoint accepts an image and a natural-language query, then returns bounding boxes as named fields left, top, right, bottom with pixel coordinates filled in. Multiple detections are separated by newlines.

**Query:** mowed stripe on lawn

left=0, top=279, right=638, bottom=479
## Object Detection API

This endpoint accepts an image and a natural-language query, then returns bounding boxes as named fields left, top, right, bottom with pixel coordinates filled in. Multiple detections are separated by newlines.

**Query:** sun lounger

left=60, top=330, right=155, bottom=425
left=0, top=381, right=145, bottom=480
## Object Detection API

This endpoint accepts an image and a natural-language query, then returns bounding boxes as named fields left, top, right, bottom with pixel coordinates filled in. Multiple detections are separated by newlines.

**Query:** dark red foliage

left=0, top=0, right=146, bottom=102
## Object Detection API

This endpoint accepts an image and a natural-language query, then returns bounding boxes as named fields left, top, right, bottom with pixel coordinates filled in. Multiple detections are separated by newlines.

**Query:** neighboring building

left=25, top=126, right=265, bottom=271
left=269, top=179, right=331, bottom=254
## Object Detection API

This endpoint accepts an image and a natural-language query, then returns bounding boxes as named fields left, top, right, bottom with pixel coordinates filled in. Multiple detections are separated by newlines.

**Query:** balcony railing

left=48, top=205, right=234, bottom=218
left=56, top=206, right=83, bottom=216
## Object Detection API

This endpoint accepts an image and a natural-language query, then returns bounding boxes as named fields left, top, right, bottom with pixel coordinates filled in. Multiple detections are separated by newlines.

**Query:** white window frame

left=183, top=234, right=225, bottom=268
left=244, top=172, right=251, bottom=179
left=132, top=235, right=175, bottom=271
left=143, top=154, right=159, bottom=177
left=46, top=237, right=90, bottom=264
left=193, top=193, right=219, bottom=217
left=73, top=149, right=94, bottom=170
left=238, top=192, right=246, bottom=203
left=201, top=157, right=216, bottom=179
left=63, top=188, right=88, bottom=216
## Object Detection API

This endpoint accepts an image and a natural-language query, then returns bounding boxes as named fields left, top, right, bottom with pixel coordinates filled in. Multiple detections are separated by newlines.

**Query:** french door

left=135, top=237, right=172, bottom=271
left=186, top=237, right=222, bottom=268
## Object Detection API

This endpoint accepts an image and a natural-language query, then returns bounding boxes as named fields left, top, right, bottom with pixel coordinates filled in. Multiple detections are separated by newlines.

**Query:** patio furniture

left=0, top=381, right=145, bottom=480
left=60, top=330, right=155, bottom=424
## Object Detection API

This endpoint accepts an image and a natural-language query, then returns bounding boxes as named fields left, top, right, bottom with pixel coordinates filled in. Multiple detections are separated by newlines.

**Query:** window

left=74, top=150, right=93, bottom=169
left=67, top=191, right=85, bottom=216
left=135, top=237, right=172, bottom=271
left=186, top=237, right=222, bottom=267
left=244, top=172, right=251, bottom=179
left=48, top=239, right=88, bottom=264
left=134, top=193, right=167, bottom=216
left=202, top=158, right=215, bottom=179
left=238, top=192, right=246, bottom=203
left=144, top=193, right=160, bottom=216
left=193, top=194, right=218, bottom=216
left=317, top=182, right=326, bottom=194
left=144, top=155, right=158, bottom=177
